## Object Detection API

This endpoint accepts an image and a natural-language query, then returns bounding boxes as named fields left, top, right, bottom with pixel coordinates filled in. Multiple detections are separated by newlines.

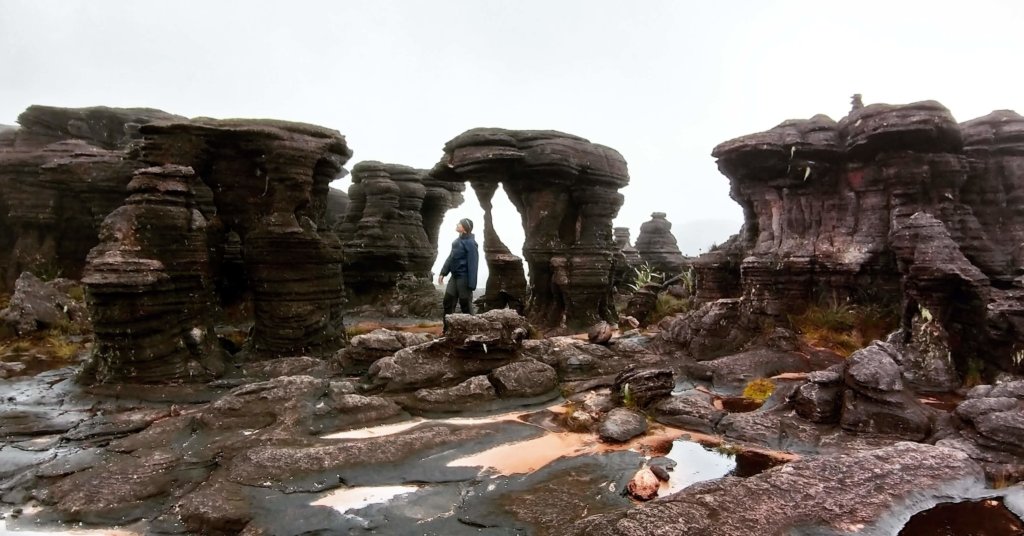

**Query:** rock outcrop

left=0, top=106, right=186, bottom=289
left=634, top=212, right=687, bottom=277
left=566, top=442, right=987, bottom=536
left=700, top=100, right=1024, bottom=377
left=136, top=116, right=353, bottom=360
left=432, top=129, right=629, bottom=329
left=613, top=226, right=643, bottom=290
left=81, top=165, right=224, bottom=383
left=339, top=161, right=464, bottom=317
left=471, top=181, right=528, bottom=314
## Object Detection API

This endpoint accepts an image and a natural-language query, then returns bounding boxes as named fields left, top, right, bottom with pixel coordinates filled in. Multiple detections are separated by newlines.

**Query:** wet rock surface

left=566, top=442, right=987, bottom=536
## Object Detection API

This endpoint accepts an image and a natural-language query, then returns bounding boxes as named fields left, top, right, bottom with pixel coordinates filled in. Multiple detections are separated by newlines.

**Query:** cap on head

left=459, top=218, right=474, bottom=233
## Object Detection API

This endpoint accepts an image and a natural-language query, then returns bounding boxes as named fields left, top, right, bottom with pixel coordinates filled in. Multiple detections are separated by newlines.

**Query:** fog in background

left=2, top=0, right=1023, bottom=282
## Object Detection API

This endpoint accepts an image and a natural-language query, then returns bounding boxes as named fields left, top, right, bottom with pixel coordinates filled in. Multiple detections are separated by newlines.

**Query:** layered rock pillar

left=82, top=166, right=224, bottom=383
left=471, top=180, right=527, bottom=314
left=705, top=99, right=1024, bottom=377
left=338, top=161, right=464, bottom=316
left=433, top=129, right=629, bottom=330
left=0, top=106, right=186, bottom=288
left=138, top=118, right=353, bottom=358
left=635, top=212, right=687, bottom=277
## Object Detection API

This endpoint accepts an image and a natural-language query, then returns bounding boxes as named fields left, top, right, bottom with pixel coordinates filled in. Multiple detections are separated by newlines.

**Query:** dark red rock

left=433, top=128, right=629, bottom=330
left=626, top=467, right=660, bottom=501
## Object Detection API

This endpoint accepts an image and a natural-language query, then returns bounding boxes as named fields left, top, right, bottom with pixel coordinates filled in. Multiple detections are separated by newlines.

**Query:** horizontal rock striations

left=338, top=161, right=464, bottom=317
left=433, top=128, right=629, bottom=329
left=0, top=106, right=186, bottom=289
left=694, top=100, right=1024, bottom=378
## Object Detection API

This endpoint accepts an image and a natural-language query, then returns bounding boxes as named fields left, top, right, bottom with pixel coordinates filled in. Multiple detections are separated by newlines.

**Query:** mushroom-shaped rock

left=433, top=128, right=629, bottom=330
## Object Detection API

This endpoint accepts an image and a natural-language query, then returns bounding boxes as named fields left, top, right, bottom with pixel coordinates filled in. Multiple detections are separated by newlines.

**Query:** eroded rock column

left=471, top=181, right=527, bottom=314
left=82, top=165, right=224, bottom=383
left=635, top=212, right=687, bottom=277
left=434, top=128, right=629, bottom=330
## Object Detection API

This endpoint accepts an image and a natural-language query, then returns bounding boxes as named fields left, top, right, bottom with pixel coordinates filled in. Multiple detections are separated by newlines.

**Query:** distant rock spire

left=851, top=93, right=864, bottom=112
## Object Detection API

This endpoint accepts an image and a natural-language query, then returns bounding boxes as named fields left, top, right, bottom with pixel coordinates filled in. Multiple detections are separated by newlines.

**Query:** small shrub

left=790, top=300, right=899, bottom=357
left=649, top=293, right=693, bottom=324
left=621, top=383, right=637, bottom=409
left=66, top=285, right=85, bottom=302
left=714, top=443, right=742, bottom=457
left=628, top=262, right=664, bottom=292
left=742, top=378, right=775, bottom=403
left=46, top=336, right=81, bottom=361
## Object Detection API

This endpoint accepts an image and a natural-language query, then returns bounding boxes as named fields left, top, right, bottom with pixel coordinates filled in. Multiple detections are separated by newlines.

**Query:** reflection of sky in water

left=311, top=485, right=421, bottom=514
left=662, top=440, right=736, bottom=495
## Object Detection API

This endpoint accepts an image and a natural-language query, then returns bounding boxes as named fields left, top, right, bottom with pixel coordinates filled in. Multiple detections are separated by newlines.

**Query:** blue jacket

left=440, top=233, right=479, bottom=290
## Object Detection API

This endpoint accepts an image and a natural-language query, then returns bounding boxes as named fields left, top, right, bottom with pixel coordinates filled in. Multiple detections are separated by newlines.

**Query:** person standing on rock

left=438, top=218, right=479, bottom=326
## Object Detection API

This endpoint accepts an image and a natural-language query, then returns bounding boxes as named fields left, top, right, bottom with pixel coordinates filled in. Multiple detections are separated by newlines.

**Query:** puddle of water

left=310, top=485, right=420, bottom=514
left=323, top=419, right=427, bottom=439
left=718, top=396, right=763, bottom=413
left=448, top=426, right=687, bottom=475
left=899, top=497, right=1024, bottom=536
left=322, top=406, right=558, bottom=440
left=661, top=440, right=737, bottom=495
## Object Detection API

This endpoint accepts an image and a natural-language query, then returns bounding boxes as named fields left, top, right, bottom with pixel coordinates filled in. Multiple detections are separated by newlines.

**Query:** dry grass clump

left=790, top=302, right=898, bottom=357
left=649, top=293, right=694, bottom=324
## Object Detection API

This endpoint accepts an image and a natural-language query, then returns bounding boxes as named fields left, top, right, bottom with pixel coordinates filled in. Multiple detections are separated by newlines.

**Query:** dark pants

left=443, top=276, right=473, bottom=320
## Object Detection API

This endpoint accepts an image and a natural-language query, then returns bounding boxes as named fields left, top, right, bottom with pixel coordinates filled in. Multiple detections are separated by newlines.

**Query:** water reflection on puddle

left=661, top=440, right=736, bottom=495
left=311, top=485, right=421, bottom=514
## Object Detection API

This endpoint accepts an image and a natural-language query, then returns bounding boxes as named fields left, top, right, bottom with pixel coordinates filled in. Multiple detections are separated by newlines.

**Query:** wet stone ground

left=0, top=359, right=786, bottom=536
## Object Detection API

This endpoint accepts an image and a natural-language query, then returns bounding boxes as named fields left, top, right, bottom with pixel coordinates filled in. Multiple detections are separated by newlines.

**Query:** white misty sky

left=2, top=0, right=1023, bottom=280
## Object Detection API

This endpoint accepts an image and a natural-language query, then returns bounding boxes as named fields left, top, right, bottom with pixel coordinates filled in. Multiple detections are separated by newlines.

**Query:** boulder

left=598, top=407, right=648, bottom=443
left=487, top=359, right=558, bottom=398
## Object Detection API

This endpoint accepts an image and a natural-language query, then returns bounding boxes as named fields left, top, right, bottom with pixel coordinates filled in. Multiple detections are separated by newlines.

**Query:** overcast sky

left=2, top=0, right=1023, bottom=278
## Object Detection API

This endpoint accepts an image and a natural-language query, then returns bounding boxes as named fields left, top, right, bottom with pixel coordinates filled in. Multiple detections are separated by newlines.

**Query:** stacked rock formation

left=634, top=212, right=688, bottom=277
left=696, top=100, right=1024, bottom=378
left=136, top=117, right=353, bottom=358
left=0, top=105, right=186, bottom=288
left=471, top=181, right=528, bottom=314
left=82, top=166, right=224, bottom=383
left=324, top=187, right=350, bottom=231
left=338, top=161, right=464, bottom=316
left=612, top=226, right=643, bottom=291
left=432, top=129, right=629, bottom=329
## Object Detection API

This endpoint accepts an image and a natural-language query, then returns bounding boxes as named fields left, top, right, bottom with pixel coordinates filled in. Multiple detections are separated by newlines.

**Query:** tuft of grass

left=45, top=335, right=81, bottom=360
left=650, top=292, right=693, bottom=324
left=621, top=382, right=637, bottom=409
left=790, top=301, right=898, bottom=357
left=66, top=285, right=85, bottom=302
left=345, top=324, right=377, bottom=338
left=714, top=443, right=742, bottom=457
left=964, top=357, right=984, bottom=388
left=0, top=293, right=10, bottom=311
left=742, top=378, right=775, bottom=403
